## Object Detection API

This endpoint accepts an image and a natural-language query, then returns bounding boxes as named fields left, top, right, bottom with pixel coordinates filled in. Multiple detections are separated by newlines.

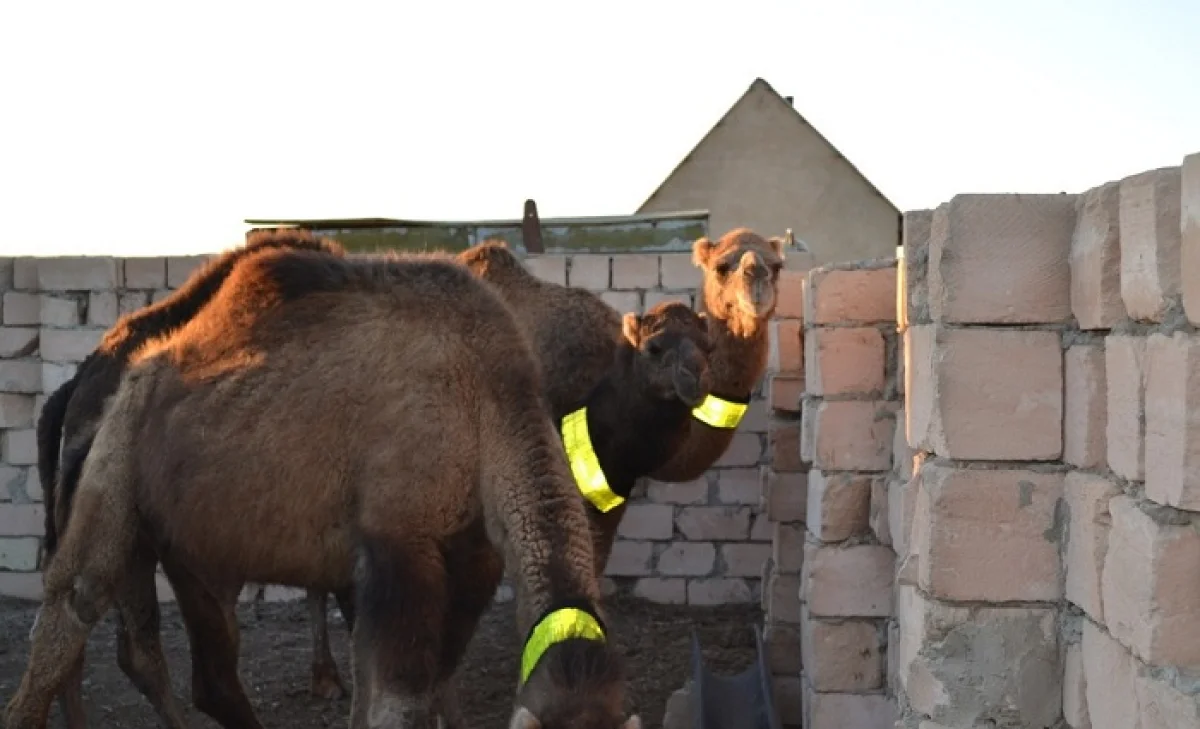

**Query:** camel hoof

left=310, top=672, right=346, bottom=701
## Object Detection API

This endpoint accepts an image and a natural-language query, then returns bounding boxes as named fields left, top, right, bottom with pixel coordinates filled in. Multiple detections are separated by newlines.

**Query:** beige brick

left=800, top=606, right=883, bottom=692
left=799, top=396, right=816, bottom=464
left=775, top=270, right=806, bottom=319
left=1145, top=332, right=1200, bottom=510
left=888, top=475, right=917, bottom=560
left=2, top=292, right=39, bottom=326
left=928, top=194, right=1076, bottom=323
left=764, top=469, right=807, bottom=523
left=632, top=577, right=686, bottom=604
left=0, top=258, right=10, bottom=292
left=714, top=431, right=762, bottom=467
left=1106, top=334, right=1147, bottom=481
left=567, top=255, right=609, bottom=290
left=0, top=536, right=39, bottom=570
left=603, top=540, right=653, bottom=576
left=646, top=478, right=708, bottom=505
left=1082, top=620, right=1140, bottom=729
left=893, top=406, right=913, bottom=481
left=902, top=209, right=933, bottom=327
left=0, top=503, right=43, bottom=536
left=0, top=570, right=43, bottom=600
left=767, top=571, right=802, bottom=623
left=39, top=295, right=81, bottom=327
left=807, top=470, right=872, bottom=542
left=166, top=255, right=209, bottom=288
left=656, top=542, right=716, bottom=576
left=39, top=328, right=103, bottom=363
left=916, top=464, right=1063, bottom=602
left=763, top=622, right=802, bottom=674
left=610, top=254, right=659, bottom=290
left=643, top=291, right=691, bottom=310
left=118, top=291, right=149, bottom=316
left=803, top=690, right=895, bottom=729
left=41, top=363, right=76, bottom=394
left=907, top=326, right=1063, bottom=460
left=802, top=544, right=893, bottom=617
left=772, top=523, right=805, bottom=574
left=809, top=400, right=894, bottom=471
left=804, top=327, right=885, bottom=396
left=599, top=290, right=640, bottom=315
left=715, top=468, right=759, bottom=505
left=804, top=266, right=896, bottom=325
left=721, top=543, right=770, bottom=578
left=767, top=374, right=803, bottom=412
left=768, top=419, right=802, bottom=472
left=1183, top=152, right=1200, bottom=326
left=0, top=394, right=34, bottom=429
left=1102, top=495, right=1200, bottom=666
left=1120, top=167, right=1183, bottom=322
left=768, top=319, right=803, bottom=374
left=687, top=578, right=752, bottom=605
left=520, top=254, right=565, bottom=286
left=0, top=327, right=38, bottom=359
left=659, top=253, right=701, bottom=291
left=37, top=256, right=121, bottom=291
left=11, top=259, right=36, bottom=290
left=1, top=428, right=37, bottom=466
left=1071, top=182, right=1125, bottom=329
left=123, top=257, right=167, bottom=289
left=0, top=361, right=40, bottom=394
left=87, top=291, right=119, bottom=327
left=740, top=397, right=769, bottom=433
left=1065, top=472, right=1120, bottom=623
left=1063, top=639, right=1090, bottom=729
left=1066, top=343, right=1108, bottom=469
left=1135, top=665, right=1200, bottom=729
left=749, top=513, right=770, bottom=541
left=151, top=289, right=172, bottom=303
left=676, top=506, right=750, bottom=541
left=869, top=477, right=890, bottom=547
left=615, top=503, right=674, bottom=540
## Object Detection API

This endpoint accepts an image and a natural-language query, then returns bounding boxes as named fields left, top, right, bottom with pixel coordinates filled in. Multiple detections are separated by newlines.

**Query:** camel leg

left=161, top=556, right=263, bottom=729
left=307, top=590, right=347, bottom=700
left=334, top=586, right=357, bottom=632
left=55, top=652, right=87, bottom=729
left=348, top=535, right=447, bottom=729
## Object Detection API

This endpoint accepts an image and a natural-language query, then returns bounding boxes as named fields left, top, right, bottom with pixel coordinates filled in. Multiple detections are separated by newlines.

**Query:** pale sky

left=1, top=0, right=1197, bottom=256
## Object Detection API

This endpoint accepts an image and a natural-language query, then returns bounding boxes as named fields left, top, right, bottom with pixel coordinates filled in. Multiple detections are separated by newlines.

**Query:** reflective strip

left=561, top=407, right=624, bottom=513
left=691, top=394, right=748, bottom=429
left=520, top=607, right=607, bottom=684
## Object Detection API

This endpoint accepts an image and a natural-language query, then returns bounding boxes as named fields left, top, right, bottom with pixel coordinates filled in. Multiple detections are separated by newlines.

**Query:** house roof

left=636, top=77, right=899, bottom=214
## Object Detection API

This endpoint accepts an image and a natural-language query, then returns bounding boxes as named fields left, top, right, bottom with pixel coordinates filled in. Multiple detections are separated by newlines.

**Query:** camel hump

left=244, top=227, right=345, bottom=257
left=458, top=239, right=529, bottom=279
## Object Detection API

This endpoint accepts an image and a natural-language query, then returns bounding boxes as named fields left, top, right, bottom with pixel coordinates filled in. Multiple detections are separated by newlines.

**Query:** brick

left=632, top=577, right=686, bottom=604
left=749, top=513, right=771, bottom=541
left=767, top=571, right=802, bottom=623
left=21, top=467, right=42, bottom=503
left=659, top=253, right=701, bottom=291
left=928, top=193, right=1076, bottom=323
left=615, top=503, right=674, bottom=540
left=87, top=291, right=119, bottom=327
left=907, top=326, right=1063, bottom=460
left=0, top=394, right=34, bottom=428
left=767, top=374, right=803, bottom=412
left=2, top=292, right=39, bottom=326
left=1106, top=334, right=1147, bottom=481
left=656, top=542, right=716, bottom=576
left=599, top=290, right=640, bottom=315
left=0, top=258, right=10, bottom=292
left=775, top=270, right=806, bottom=319
left=799, top=397, right=816, bottom=464
left=676, top=506, right=750, bottom=541
left=901, top=209, right=933, bottom=328
left=773, top=676, right=803, bottom=726
left=916, top=463, right=1063, bottom=602
left=1082, top=621, right=1139, bottom=729
left=715, top=468, right=759, bottom=505
left=603, top=541, right=653, bottom=576
left=39, top=295, right=81, bottom=327
left=767, top=319, right=803, bottom=373
left=646, top=478, right=708, bottom=505
left=740, top=397, right=769, bottom=433
left=643, top=291, right=691, bottom=310
left=12, top=259, right=37, bottom=290
left=687, top=578, right=752, bottom=605
left=610, top=254, right=659, bottom=289
left=1064, top=472, right=1120, bottom=623
left=166, top=255, right=209, bottom=288
left=1183, top=152, right=1200, bottom=326
left=37, top=257, right=121, bottom=291
left=0, top=503, right=43, bottom=536
left=567, top=255, right=609, bottom=290
left=804, top=266, right=895, bottom=325
left=41, top=363, right=76, bottom=394
left=768, top=419, right=802, bottom=472
left=1071, top=181, right=1125, bottom=329
left=714, top=431, right=762, bottom=467
left=1135, top=666, right=1200, bottom=729
left=0, top=327, right=38, bottom=358
left=38, top=328, right=103, bottom=363
left=3, top=466, right=39, bottom=504
left=0, top=571, right=43, bottom=600
left=119, top=291, right=149, bottom=316
left=1063, top=639, right=1089, bottom=729
left=802, top=690, right=895, bottom=729
left=2, top=429, right=37, bottom=466
left=772, top=523, right=805, bottom=574
left=123, top=257, right=167, bottom=289
left=521, top=254, right=566, bottom=286
left=0, top=361, right=41, bottom=394
left=808, top=400, right=894, bottom=471
left=763, top=469, right=807, bottom=523
left=869, top=477, right=890, bottom=547
left=804, top=327, right=885, bottom=396
left=1066, top=343, right=1108, bottom=469
left=0, top=536, right=39, bottom=570
left=1145, top=332, right=1200, bottom=510
left=888, top=475, right=917, bottom=560
left=763, top=622, right=802, bottom=674
left=721, top=543, right=770, bottom=577
left=1120, top=167, right=1183, bottom=322
left=806, top=470, right=872, bottom=542
left=802, top=544, right=893, bottom=617
left=151, top=289, right=172, bottom=303
left=800, top=607, right=883, bottom=692
left=893, top=406, right=913, bottom=481
left=1102, top=495, right=1200, bottom=666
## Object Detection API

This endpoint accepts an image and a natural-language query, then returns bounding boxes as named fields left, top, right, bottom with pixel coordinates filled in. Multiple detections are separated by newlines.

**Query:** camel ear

left=621, top=312, right=641, bottom=347
left=692, top=237, right=717, bottom=268
left=766, top=236, right=786, bottom=258
left=622, top=715, right=644, bottom=729
left=509, top=706, right=542, bottom=729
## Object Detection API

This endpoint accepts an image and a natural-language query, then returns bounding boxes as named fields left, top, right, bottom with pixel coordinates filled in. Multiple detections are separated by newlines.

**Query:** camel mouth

left=736, top=288, right=776, bottom=320
left=672, top=369, right=709, bottom=408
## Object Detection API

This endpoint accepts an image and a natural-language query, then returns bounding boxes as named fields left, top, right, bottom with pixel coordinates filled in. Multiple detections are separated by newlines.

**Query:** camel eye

left=714, top=262, right=731, bottom=276
left=770, top=263, right=783, bottom=275
left=646, top=341, right=664, bottom=357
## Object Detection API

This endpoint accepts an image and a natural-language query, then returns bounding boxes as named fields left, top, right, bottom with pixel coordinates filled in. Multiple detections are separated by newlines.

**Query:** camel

left=5, top=246, right=640, bottom=729
left=33, top=230, right=354, bottom=729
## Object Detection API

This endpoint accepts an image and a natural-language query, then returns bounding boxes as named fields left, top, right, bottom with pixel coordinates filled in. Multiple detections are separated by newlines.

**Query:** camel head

left=510, top=637, right=642, bottom=729
left=693, top=228, right=785, bottom=326
left=621, top=301, right=713, bottom=408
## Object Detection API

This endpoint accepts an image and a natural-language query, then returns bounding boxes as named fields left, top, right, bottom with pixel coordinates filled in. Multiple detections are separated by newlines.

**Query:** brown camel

left=5, top=246, right=640, bottom=729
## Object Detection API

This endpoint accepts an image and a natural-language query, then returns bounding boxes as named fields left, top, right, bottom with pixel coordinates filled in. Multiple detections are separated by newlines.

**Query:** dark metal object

left=522, top=199, right=544, bottom=254
left=690, top=624, right=783, bottom=729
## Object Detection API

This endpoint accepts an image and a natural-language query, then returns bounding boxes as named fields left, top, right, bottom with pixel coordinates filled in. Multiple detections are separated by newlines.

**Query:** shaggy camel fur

left=6, top=247, right=639, bottom=729
left=34, top=229, right=354, bottom=729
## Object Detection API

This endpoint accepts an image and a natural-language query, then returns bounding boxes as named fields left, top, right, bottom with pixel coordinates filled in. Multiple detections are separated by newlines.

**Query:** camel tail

left=38, top=376, right=78, bottom=558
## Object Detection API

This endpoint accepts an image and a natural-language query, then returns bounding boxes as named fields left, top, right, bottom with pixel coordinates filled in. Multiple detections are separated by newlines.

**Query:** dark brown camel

left=6, top=247, right=640, bottom=729
left=34, top=229, right=354, bottom=727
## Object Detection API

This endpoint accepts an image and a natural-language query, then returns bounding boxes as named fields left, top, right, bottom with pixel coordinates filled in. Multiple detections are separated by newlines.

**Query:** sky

left=1, top=0, right=1197, bottom=256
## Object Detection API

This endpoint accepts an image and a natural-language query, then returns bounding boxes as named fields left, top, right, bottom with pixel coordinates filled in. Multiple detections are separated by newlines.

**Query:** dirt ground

left=0, top=592, right=760, bottom=728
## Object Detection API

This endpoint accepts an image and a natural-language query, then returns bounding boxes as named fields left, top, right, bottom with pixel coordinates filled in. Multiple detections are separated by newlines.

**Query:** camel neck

left=705, top=312, right=770, bottom=398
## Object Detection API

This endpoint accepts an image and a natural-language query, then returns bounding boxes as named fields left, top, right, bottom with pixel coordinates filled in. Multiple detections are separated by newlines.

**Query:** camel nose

left=739, top=251, right=767, bottom=280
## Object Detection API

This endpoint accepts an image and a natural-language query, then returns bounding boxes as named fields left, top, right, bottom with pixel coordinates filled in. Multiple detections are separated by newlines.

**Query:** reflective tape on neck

left=561, top=407, right=624, bottom=513
left=520, top=607, right=607, bottom=684
left=692, top=394, right=748, bottom=429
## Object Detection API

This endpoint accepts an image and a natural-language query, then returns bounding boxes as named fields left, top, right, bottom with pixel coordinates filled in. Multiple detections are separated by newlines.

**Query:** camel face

left=693, top=228, right=785, bottom=323
left=621, top=302, right=713, bottom=408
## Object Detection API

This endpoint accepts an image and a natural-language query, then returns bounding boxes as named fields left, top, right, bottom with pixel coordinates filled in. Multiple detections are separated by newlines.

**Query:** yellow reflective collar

left=561, top=407, right=624, bottom=513
left=692, top=394, right=748, bottom=429
left=520, top=607, right=606, bottom=684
